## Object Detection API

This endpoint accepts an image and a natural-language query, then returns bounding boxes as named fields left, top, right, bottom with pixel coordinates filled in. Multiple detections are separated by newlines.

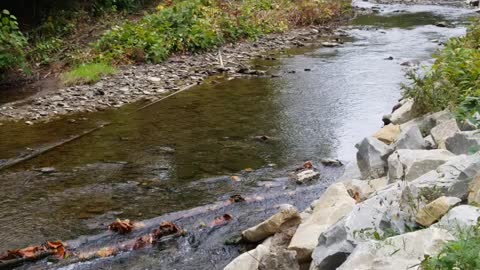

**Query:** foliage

left=0, top=9, right=27, bottom=72
left=60, top=62, right=117, bottom=85
left=456, top=96, right=480, bottom=129
left=421, top=222, right=480, bottom=270
left=93, top=0, right=350, bottom=64
left=402, top=19, right=480, bottom=115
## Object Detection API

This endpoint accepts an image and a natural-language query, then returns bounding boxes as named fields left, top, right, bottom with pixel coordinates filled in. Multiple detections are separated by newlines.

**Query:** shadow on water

left=0, top=4, right=476, bottom=269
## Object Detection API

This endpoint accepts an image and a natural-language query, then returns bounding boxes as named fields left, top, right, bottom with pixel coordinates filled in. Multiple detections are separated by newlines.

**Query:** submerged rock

left=296, top=169, right=320, bottom=183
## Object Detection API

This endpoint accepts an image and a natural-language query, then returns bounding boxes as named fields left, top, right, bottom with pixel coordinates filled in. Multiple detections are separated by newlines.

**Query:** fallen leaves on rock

left=0, top=241, right=66, bottom=264
left=211, top=214, right=233, bottom=227
left=152, top=221, right=181, bottom=241
left=303, top=161, right=313, bottom=169
left=108, top=219, right=134, bottom=234
left=45, top=241, right=66, bottom=258
left=229, top=194, right=246, bottom=203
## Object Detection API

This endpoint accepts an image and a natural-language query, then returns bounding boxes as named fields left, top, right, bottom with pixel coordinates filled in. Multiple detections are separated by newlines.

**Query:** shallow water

left=0, top=2, right=477, bottom=268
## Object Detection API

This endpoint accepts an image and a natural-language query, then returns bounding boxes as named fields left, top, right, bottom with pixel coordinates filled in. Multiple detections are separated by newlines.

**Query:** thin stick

left=218, top=49, right=224, bottom=68
left=135, top=83, right=197, bottom=112
left=0, top=123, right=109, bottom=172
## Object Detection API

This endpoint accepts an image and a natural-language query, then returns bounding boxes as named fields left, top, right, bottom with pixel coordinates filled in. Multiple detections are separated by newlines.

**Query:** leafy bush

left=421, top=223, right=480, bottom=270
left=0, top=9, right=27, bottom=72
left=402, top=19, right=480, bottom=115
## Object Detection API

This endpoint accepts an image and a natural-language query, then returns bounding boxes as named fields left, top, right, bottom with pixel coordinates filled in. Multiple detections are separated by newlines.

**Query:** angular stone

left=224, top=239, right=271, bottom=270
left=387, top=149, right=454, bottom=182
left=424, top=135, right=437, bottom=149
left=337, top=161, right=362, bottom=182
left=394, top=125, right=425, bottom=150
left=356, top=137, right=393, bottom=179
left=390, top=99, right=415, bottom=125
left=259, top=249, right=299, bottom=270
left=400, top=109, right=453, bottom=136
left=445, top=131, right=480, bottom=155
left=288, top=183, right=356, bottom=262
left=468, top=174, right=480, bottom=205
left=435, top=205, right=480, bottom=232
left=296, top=170, right=320, bottom=183
left=373, top=124, right=401, bottom=145
left=242, top=205, right=300, bottom=242
left=410, top=153, right=480, bottom=200
left=336, top=227, right=455, bottom=270
left=415, top=196, right=461, bottom=227
left=430, top=119, right=460, bottom=149
left=343, top=177, right=389, bottom=202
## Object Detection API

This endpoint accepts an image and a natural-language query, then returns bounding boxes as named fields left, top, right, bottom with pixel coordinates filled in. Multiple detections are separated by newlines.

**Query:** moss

left=60, top=62, right=117, bottom=85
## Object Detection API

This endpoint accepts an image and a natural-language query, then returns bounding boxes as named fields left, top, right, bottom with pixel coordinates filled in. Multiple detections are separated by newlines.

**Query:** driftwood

left=0, top=250, right=54, bottom=270
left=134, top=83, right=197, bottom=112
left=0, top=123, right=110, bottom=172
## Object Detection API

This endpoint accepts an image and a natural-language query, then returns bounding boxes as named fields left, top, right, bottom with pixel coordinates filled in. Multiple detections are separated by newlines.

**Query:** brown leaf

left=230, top=176, right=241, bottom=182
left=211, top=214, right=233, bottom=227
left=353, top=191, right=361, bottom=203
left=132, top=235, right=153, bottom=250
left=303, top=161, right=313, bottom=169
left=152, top=221, right=181, bottom=241
left=108, top=219, right=134, bottom=234
left=10, top=246, right=44, bottom=259
left=45, top=241, right=66, bottom=259
left=244, top=168, right=254, bottom=172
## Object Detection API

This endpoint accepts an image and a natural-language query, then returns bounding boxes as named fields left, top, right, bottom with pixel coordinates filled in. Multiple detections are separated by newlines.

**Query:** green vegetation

left=421, top=223, right=480, bottom=270
left=402, top=19, right=480, bottom=120
left=60, top=62, right=117, bottom=85
left=0, top=9, right=27, bottom=73
left=93, top=0, right=350, bottom=65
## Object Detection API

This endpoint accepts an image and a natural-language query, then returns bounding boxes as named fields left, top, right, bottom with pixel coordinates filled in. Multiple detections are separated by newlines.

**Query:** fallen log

left=0, top=123, right=110, bottom=172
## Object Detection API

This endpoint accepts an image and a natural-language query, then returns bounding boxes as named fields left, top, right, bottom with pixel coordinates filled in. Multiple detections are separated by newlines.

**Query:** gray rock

left=387, top=149, right=454, bottom=182
left=424, top=135, right=437, bottom=150
left=356, top=137, right=393, bottom=179
left=394, top=125, right=425, bottom=150
left=410, top=152, right=480, bottom=200
left=431, top=119, right=460, bottom=149
left=400, top=109, right=453, bottom=136
left=320, top=158, right=343, bottom=167
left=338, top=161, right=362, bottom=181
left=435, top=205, right=480, bottom=232
left=390, top=99, right=415, bottom=125
left=445, top=131, right=480, bottom=155
left=259, top=249, right=299, bottom=270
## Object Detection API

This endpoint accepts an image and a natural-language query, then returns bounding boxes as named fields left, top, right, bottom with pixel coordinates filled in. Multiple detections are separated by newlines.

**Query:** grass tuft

left=61, top=63, right=117, bottom=85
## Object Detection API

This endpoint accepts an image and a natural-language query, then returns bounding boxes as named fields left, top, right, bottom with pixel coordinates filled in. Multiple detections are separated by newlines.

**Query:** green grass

left=61, top=63, right=117, bottom=85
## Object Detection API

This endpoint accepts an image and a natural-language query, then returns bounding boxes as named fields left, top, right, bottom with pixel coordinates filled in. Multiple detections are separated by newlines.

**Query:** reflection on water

left=0, top=5, right=474, bottom=250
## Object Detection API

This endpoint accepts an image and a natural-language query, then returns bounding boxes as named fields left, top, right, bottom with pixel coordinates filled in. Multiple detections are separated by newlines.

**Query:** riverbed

left=0, top=2, right=477, bottom=269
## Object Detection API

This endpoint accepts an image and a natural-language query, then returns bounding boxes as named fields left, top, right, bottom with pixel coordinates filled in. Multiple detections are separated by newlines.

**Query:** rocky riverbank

left=223, top=99, right=480, bottom=269
left=0, top=22, right=353, bottom=124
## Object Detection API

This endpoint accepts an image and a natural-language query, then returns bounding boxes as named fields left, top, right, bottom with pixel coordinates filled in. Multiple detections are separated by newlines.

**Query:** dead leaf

left=45, top=241, right=66, bottom=258
left=229, top=194, right=246, bottom=203
left=230, top=176, right=241, bottom=182
left=303, top=161, right=313, bottom=169
left=211, top=214, right=233, bottom=227
left=244, top=168, right=254, bottom=172
left=152, top=221, right=181, bottom=241
left=97, top=247, right=117, bottom=258
left=132, top=235, right=153, bottom=250
left=108, top=219, right=134, bottom=234
left=8, top=246, right=44, bottom=259
left=353, top=191, right=361, bottom=203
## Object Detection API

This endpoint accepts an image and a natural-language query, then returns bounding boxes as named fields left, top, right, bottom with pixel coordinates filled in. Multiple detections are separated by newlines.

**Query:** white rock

left=337, top=227, right=455, bottom=270
left=356, top=137, right=393, bottom=179
left=394, top=125, right=425, bottom=150
left=387, top=149, right=455, bottom=182
left=390, top=99, right=415, bottom=125
left=288, top=183, right=356, bottom=262
left=445, top=131, right=480, bottom=155
left=435, top=205, right=480, bottom=232
left=337, top=161, right=362, bottom=181
left=424, top=135, right=437, bottom=149
left=400, top=109, right=453, bottom=135
left=224, top=239, right=271, bottom=270
left=242, top=205, right=300, bottom=242
left=296, top=170, right=320, bottom=183
left=415, top=196, right=461, bottom=227
left=430, top=119, right=460, bottom=149
left=343, top=177, right=389, bottom=201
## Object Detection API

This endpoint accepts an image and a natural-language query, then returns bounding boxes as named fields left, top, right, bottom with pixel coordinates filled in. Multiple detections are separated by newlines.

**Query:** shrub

left=0, top=9, right=27, bottom=73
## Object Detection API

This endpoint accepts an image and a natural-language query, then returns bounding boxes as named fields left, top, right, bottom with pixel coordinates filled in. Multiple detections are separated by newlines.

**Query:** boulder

left=409, top=152, right=480, bottom=200
left=343, top=177, right=389, bottom=202
left=468, top=174, right=480, bottom=205
left=296, top=170, right=320, bottom=183
left=224, top=239, right=272, bottom=270
left=337, top=161, right=362, bottom=182
left=242, top=205, right=300, bottom=242
left=336, top=227, right=455, bottom=270
left=373, top=124, right=400, bottom=145
left=390, top=99, right=415, bottom=125
left=259, top=249, right=299, bottom=270
left=400, top=109, right=453, bottom=136
left=356, top=137, right=393, bottom=179
left=387, top=149, right=455, bottom=182
left=430, top=119, right=460, bottom=149
left=394, top=125, right=425, bottom=150
left=445, top=131, right=480, bottom=155
left=435, top=205, right=480, bottom=232
left=288, top=183, right=356, bottom=262
left=415, top=196, right=461, bottom=227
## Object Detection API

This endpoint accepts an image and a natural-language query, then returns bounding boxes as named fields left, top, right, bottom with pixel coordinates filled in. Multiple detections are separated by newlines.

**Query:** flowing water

left=0, top=2, right=477, bottom=269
